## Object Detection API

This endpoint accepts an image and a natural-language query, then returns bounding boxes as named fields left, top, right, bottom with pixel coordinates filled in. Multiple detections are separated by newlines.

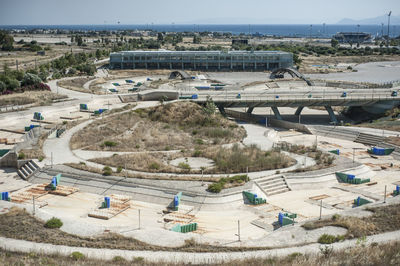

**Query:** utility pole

left=235, top=220, right=241, bottom=242
left=384, top=185, right=387, bottom=203
left=32, top=196, right=35, bottom=216
left=387, top=11, right=392, bottom=47
left=138, top=209, right=141, bottom=229
left=319, top=200, right=322, bottom=220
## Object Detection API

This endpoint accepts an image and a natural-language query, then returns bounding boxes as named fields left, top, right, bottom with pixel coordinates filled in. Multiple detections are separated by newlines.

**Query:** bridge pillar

left=325, top=106, right=338, bottom=124
left=217, top=105, right=226, bottom=116
left=246, top=107, right=254, bottom=114
left=294, top=106, right=304, bottom=116
left=271, top=107, right=283, bottom=120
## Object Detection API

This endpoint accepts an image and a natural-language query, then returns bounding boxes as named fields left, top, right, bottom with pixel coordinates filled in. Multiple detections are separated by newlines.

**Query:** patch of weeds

left=112, top=256, right=126, bottom=262
left=44, top=217, right=63, bottom=229
left=178, top=162, right=191, bottom=170
left=71, top=251, right=84, bottom=261
left=103, top=166, right=112, bottom=176
left=104, top=141, right=117, bottom=147
left=318, top=234, right=345, bottom=244
left=149, top=162, right=160, bottom=170
left=116, top=166, right=123, bottom=173
left=17, top=152, right=25, bottom=160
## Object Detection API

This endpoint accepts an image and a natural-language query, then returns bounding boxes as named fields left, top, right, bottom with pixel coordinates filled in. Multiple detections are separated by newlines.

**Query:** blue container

left=105, top=197, right=110, bottom=208
left=1, top=192, right=3, bottom=200
left=278, top=213, right=283, bottom=225
left=347, top=174, right=355, bottom=180
left=174, top=195, right=179, bottom=207
left=275, top=95, right=279, bottom=99
left=397, top=185, right=399, bottom=192
left=356, top=197, right=360, bottom=206
left=191, top=94, right=198, bottom=99
left=4, top=192, right=8, bottom=200
left=337, top=149, right=340, bottom=155
left=52, top=177, right=57, bottom=187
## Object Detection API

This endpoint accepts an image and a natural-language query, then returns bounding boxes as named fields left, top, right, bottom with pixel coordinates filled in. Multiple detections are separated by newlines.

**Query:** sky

left=0, top=0, right=399, bottom=25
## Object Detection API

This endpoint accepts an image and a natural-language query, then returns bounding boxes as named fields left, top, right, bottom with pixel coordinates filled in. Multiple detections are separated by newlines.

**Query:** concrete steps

left=354, top=132, right=385, bottom=146
left=255, top=175, right=290, bottom=196
left=18, top=160, right=40, bottom=180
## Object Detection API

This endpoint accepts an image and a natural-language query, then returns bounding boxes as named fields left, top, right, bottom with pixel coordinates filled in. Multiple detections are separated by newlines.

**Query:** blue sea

left=0, top=24, right=398, bottom=38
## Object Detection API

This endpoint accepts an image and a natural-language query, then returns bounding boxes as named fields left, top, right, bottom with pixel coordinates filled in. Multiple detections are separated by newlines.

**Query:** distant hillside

left=338, top=14, right=400, bottom=25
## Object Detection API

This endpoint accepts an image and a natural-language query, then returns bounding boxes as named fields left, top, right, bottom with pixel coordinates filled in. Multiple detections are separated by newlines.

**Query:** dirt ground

left=57, top=77, right=95, bottom=93
left=0, top=91, right=67, bottom=107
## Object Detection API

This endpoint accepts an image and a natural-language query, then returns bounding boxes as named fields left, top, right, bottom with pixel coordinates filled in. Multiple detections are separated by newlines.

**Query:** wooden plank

left=309, top=194, right=330, bottom=200
left=31, top=119, right=54, bottom=124
left=60, top=116, right=82, bottom=120
left=0, top=128, right=25, bottom=134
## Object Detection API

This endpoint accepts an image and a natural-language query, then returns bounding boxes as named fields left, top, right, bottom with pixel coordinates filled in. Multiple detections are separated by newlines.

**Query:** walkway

left=1, top=229, right=400, bottom=264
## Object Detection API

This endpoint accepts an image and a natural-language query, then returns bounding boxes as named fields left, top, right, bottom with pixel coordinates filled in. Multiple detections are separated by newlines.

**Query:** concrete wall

left=225, top=109, right=312, bottom=134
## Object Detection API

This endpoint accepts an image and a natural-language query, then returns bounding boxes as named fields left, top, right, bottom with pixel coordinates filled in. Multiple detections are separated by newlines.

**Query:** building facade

left=109, top=50, right=293, bottom=71
left=333, top=32, right=372, bottom=44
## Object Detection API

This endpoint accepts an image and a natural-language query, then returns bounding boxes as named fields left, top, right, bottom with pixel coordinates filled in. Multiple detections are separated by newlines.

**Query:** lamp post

left=387, top=11, right=392, bottom=47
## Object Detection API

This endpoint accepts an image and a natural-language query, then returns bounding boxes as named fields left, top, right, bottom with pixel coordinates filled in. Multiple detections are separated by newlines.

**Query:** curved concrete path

left=1, top=229, right=399, bottom=264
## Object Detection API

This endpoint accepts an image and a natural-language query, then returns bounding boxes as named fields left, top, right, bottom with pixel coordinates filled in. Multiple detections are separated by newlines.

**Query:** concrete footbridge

left=186, top=87, right=400, bottom=123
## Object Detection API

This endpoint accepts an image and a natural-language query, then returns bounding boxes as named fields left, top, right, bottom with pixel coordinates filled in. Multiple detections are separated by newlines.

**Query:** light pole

left=387, top=11, right=392, bottom=47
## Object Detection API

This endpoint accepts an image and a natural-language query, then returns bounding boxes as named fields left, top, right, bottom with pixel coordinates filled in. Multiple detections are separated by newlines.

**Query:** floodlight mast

left=387, top=11, right=392, bottom=47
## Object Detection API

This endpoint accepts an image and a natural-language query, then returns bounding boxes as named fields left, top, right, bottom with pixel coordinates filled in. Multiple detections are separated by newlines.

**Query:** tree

left=21, top=73, right=42, bottom=86
left=0, top=81, right=6, bottom=93
left=7, top=79, right=20, bottom=90
left=157, top=32, right=164, bottom=41
left=193, top=35, right=201, bottom=44
left=0, top=31, right=14, bottom=51
left=330, top=38, right=339, bottom=48
left=95, top=49, right=101, bottom=59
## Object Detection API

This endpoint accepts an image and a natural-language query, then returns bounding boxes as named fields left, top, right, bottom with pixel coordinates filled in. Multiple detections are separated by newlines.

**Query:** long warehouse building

left=109, top=50, right=293, bottom=71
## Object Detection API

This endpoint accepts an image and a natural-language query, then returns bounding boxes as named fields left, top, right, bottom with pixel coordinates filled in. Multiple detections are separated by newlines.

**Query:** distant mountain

left=337, top=14, right=400, bottom=25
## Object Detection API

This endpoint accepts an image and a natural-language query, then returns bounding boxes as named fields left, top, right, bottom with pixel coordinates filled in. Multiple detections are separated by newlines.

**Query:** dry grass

left=0, top=91, right=67, bottom=107
left=57, top=77, right=95, bottom=93
left=2, top=241, right=400, bottom=266
left=302, top=203, right=400, bottom=239
left=65, top=162, right=220, bottom=182
left=386, top=136, right=400, bottom=146
left=202, top=144, right=295, bottom=173
left=70, top=102, right=246, bottom=152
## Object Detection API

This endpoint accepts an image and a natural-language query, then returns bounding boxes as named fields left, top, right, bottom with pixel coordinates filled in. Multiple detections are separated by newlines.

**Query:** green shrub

left=112, top=256, right=126, bottom=262
left=44, top=217, right=63, bottom=229
left=195, top=138, right=204, bottom=145
left=103, top=141, right=117, bottom=147
left=116, top=166, right=123, bottom=173
left=178, top=162, right=191, bottom=170
left=318, top=234, right=344, bottom=244
left=192, top=150, right=202, bottom=157
left=132, top=257, right=144, bottom=263
left=38, top=156, right=44, bottom=162
left=103, top=166, right=112, bottom=176
left=71, top=251, right=84, bottom=261
left=17, top=152, right=25, bottom=159
left=207, top=182, right=223, bottom=193
left=149, top=162, right=160, bottom=170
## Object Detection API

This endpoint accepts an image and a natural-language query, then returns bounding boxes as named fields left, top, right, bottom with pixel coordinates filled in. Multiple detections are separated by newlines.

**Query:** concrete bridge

left=187, top=87, right=400, bottom=123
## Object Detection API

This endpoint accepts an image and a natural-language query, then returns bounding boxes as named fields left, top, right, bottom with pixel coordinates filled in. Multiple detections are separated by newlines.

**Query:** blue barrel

left=397, top=185, right=399, bottom=192
left=275, top=95, right=279, bottom=99
left=4, top=192, right=8, bottom=200
left=278, top=213, right=283, bottom=225
left=52, top=177, right=57, bottom=187
left=191, top=94, right=198, bottom=99
left=1, top=192, right=3, bottom=200
left=105, top=197, right=110, bottom=208
left=356, top=197, right=360, bottom=206
left=174, top=195, right=179, bottom=207
left=337, top=149, right=340, bottom=155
